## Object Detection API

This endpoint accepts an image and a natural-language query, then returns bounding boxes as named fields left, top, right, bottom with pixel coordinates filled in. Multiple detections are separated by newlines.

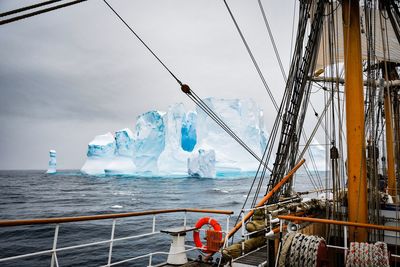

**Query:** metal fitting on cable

left=330, top=146, right=339, bottom=160
left=181, top=84, right=191, bottom=94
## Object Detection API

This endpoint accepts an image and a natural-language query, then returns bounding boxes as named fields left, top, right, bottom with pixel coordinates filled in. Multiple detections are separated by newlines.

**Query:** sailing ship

left=1, top=0, right=400, bottom=266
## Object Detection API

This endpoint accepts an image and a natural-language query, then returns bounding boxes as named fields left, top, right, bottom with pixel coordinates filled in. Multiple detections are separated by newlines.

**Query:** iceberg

left=134, top=111, right=166, bottom=173
left=181, top=111, right=197, bottom=152
left=194, top=98, right=268, bottom=173
left=115, top=128, right=134, bottom=157
left=158, top=104, right=191, bottom=175
left=188, top=149, right=216, bottom=178
left=105, top=128, right=136, bottom=175
left=46, top=150, right=57, bottom=174
left=80, top=97, right=268, bottom=178
left=81, top=132, right=115, bottom=175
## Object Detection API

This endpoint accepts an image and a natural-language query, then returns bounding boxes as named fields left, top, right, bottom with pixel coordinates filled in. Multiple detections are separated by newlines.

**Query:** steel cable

left=103, top=0, right=183, bottom=86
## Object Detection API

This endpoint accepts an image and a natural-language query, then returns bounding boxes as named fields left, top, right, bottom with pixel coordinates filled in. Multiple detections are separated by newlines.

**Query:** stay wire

left=0, top=0, right=88, bottom=25
left=257, top=0, right=287, bottom=82
left=103, top=0, right=182, bottom=86
left=259, top=1, right=323, bottom=191
left=289, top=0, right=297, bottom=67
left=103, top=0, right=273, bottom=175
left=303, top=162, right=319, bottom=191
left=105, top=0, right=280, bottom=221
left=226, top=0, right=313, bottom=208
left=231, top=121, right=272, bottom=241
left=185, top=88, right=272, bottom=172
left=223, top=0, right=279, bottom=112
left=222, top=0, right=308, bottom=209
left=0, top=0, right=63, bottom=17
left=251, top=2, right=307, bottom=207
left=187, top=93, right=251, bottom=158
left=228, top=129, right=271, bottom=244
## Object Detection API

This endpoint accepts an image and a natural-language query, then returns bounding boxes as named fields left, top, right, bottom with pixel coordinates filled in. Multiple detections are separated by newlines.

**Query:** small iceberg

left=46, top=150, right=57, bottom=174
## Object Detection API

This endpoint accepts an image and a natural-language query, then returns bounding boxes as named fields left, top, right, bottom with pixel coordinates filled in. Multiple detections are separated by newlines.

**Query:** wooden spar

left=384, top=89, right=397, bottom=197
left=342, top=0, right=368, bottom=242
left=311, top=76, right=400, bottom=88
left=225, top=159, right=305, bottom=241
left=279, top=215, right=400, bottom=233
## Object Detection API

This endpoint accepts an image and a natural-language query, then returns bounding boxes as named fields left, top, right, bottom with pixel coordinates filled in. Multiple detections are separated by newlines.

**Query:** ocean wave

left=209, top=188, right=229, bottom=194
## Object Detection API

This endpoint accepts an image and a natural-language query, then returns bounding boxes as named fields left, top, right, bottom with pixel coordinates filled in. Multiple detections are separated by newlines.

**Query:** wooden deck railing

left=0, top=208, right=234, bottom=226
left=278, top=215, right=400, bottom=232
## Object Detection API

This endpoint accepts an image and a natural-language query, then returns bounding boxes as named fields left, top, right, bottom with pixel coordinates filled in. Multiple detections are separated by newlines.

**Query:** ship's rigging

left=4, top=0, right=400, bottom=220
left=2, top=0, right=400, bottom=265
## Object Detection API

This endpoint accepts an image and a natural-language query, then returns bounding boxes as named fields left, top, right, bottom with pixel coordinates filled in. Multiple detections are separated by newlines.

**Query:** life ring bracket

left=193, top=217, right=223, bottom=254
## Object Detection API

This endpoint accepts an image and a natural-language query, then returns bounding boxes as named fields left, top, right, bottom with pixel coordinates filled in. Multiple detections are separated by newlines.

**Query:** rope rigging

left=264, top=0, right=327, bottom=203
left=0, top=0, right=64, bottom=17
left=257, top=0, right=287, bottom=83
left=248, top=1, right=317, bottom=209
left=222, top=0, right=279, bottom=112
left=232, top=0, right=331, bottom=227
left=0, top=0, right=88, bottom=25
left=181, top=85, right=272, bottom=172
left=259, top=0, right=325, bottom=188
left=103, top=0, right=183, bottom=87
left=222, top=0, right=292, bottom=213
left=223, top=0, right=314, bottom=212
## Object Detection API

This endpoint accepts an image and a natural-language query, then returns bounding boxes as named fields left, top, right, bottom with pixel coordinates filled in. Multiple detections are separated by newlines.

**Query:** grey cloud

left=0, top=0, right=297, bottom=169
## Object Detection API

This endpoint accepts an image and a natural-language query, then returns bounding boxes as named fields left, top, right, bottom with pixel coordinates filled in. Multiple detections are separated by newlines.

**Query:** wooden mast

left=382, top=62, right=399, bottom=198
left=384, top=87, right=396, bottom=197
left=342, top=0, right=368, bottom=242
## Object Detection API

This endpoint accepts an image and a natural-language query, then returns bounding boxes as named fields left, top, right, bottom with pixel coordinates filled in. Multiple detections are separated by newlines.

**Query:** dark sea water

left=0, top=170, right=317, bottom=267
left=0, top=170, right=255, bottom=267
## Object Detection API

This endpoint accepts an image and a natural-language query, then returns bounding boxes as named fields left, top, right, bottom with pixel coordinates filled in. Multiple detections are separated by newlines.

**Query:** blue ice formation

left=46, top=150, right=57, bottom=174
left=181, top=111, right=197, bottom=152
left=86, top=133, right=115, bottom=158
left=194, top=98, right=268, bottom=173
left=133, top=111, right=166, bottom=172
left=105, top=128, right=136, bottom=175
left=115, top=128, right=134, bottom=157
left=158, top=104, right=190, bottom=175
left=188, top=149, right=216, bottom=177
left=80, top=98, right=272, bottom=177
left=81, top=133, right=116, bottom=175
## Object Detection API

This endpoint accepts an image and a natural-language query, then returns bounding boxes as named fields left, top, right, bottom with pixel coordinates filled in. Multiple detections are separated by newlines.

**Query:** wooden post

left=384, top=89, right=397, bottom=197
left=342, top=0, right=368, bottom=242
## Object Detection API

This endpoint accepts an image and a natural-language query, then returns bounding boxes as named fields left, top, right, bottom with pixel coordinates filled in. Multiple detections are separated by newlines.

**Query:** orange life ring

left=193, top=217, right=222, bottom=253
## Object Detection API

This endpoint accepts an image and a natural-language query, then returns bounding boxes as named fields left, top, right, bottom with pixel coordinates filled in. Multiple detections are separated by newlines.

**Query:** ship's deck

left=160, top=261, right=213, bottom=267
left=232, top=245, right=268, bottom=266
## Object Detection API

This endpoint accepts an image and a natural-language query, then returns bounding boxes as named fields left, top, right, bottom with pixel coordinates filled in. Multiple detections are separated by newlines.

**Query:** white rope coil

left=279, top=233, right=326, bottom=267
left=346, top=241, right=390, bottom=267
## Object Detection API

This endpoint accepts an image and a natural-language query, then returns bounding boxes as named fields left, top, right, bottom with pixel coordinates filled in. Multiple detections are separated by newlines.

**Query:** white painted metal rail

left=0, top=208, right=233, bottom=266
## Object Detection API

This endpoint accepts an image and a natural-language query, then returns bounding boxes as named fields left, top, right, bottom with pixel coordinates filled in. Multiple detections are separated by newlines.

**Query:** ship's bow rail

left=0, top=208, right=233, bottom=266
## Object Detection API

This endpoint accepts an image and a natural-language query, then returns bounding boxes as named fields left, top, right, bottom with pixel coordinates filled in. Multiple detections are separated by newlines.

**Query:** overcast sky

left=0, top=0, right=299, bottom=170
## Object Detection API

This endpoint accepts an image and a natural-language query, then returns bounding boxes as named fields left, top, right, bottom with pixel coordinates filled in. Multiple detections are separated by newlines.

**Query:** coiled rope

left=346, top=241, right=390, bottom=267
left=278, top=233, right=328, bottom=267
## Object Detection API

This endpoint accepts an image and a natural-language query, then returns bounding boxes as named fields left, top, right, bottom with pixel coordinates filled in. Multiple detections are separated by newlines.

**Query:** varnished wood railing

left=0, top=208, right=234, bottom=227
left=278, top=215, right=400, bottom=232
